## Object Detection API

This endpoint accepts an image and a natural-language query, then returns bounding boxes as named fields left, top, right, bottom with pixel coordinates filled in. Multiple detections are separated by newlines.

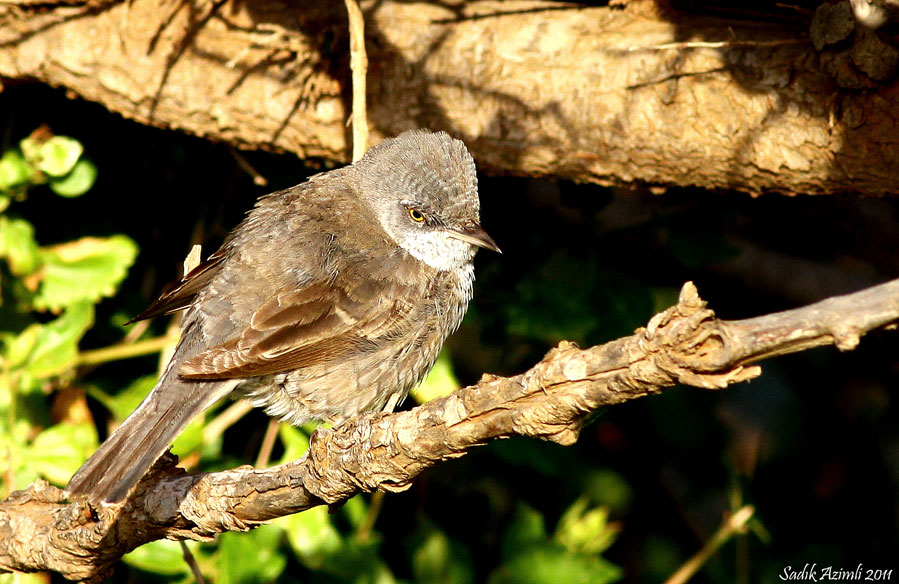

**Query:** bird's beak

left=445, top=224, right=502, bottom=253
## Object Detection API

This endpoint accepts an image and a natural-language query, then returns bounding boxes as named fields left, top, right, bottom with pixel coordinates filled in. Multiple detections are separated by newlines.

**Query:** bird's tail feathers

left=67, top=359, right=236, bottom=502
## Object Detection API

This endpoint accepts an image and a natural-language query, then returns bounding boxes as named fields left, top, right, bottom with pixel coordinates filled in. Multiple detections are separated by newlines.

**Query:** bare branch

left=2, top=278, right=898, bottom=581
left=344, top=0, right=369, bottom=161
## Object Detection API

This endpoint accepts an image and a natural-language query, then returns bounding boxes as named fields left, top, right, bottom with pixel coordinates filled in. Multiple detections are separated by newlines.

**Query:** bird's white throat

left=399, top=230, right=478, bottom=272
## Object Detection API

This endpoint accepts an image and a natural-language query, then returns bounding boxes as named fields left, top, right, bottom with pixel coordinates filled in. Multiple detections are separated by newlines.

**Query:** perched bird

left=67, top=130, right=500, bottom=502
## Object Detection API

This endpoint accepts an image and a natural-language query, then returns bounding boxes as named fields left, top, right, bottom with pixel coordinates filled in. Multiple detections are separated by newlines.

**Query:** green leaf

left=28, top=422, right=98, bottom=485
left=0, top=419, right=37, bottom=491
left=362, top=562, right=400, bottom=584
left=341, top=493, right=368, bottom=530
left=0, top=570, right=48, bottom=584
left=412, top=526, right=475, bottom=584
left=554, top=498, right=619, bottom=555
left=217, top=524, right=287, bottom=584
left=277, top=422, right=311, bottom=463
left=493, top=501, right=622, bottom=584
left=0, top=216, right=40, bottom=276
left=2, top=324, right=41, bottom=369
left=280, top=504, right=397, bottom=580
left=49, top=158, right=97, bottom=198
left=489, top=544, right=621, bottom=584
left=34, top=235, right=138, bottom=312
left=582, top=469, right=633, bottom=512
left=23, top=301, right=93, bottom=379
left=411, top=351, right=460, bottom=404
left=1, top=303, right=93, bottom=395
left=34, top=136, right=83, bottom=177
left=501, top=504, right=547, bottom=559
left=277, top=505, right=343, bottom=570
left=319, top=535, right=395, bottom=582
left=123, top=539, right=191, bottom=576
left=0, top=149, right=32, bottom=192
left=18, top=137, right=41, bottom=165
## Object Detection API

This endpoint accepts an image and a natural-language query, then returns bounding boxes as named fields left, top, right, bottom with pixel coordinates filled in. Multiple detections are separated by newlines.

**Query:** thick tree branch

left=2, top=278, right=898, bottom=581
left=1, top=0, right=897, bottom=194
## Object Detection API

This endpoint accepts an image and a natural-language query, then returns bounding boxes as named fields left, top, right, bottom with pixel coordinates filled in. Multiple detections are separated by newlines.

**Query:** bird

left=67, top=129, right=500, bottom=502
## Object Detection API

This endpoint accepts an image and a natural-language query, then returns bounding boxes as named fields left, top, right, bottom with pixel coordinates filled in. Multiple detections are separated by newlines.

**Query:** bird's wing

left=128, top=249, right=228, bottom=323
left=178, top=276, right=424, bottom=379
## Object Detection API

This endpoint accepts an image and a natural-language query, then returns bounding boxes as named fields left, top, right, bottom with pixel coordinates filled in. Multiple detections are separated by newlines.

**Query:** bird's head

left=355, top=130, right=500, bottom=271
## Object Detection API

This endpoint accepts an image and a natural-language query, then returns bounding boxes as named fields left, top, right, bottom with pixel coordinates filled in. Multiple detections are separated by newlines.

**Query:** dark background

left=3, top=82, right=897, bottom=582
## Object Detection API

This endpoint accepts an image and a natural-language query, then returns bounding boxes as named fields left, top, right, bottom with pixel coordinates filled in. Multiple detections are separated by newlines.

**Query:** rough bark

left=0, top=0, right=896, bottom=195
left=2, top=278, right=899, bottom=581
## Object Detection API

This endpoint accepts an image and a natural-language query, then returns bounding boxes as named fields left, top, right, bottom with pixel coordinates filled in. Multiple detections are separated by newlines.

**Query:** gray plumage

left=67, top=130, right=499, bottom=502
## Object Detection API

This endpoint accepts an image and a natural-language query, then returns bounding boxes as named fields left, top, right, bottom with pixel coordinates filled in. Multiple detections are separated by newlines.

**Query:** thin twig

left=154, top=245, right=202, bottom=372
left=179, top=541, right=206, bottom=584
left=254, top=418, right=280, bottom=469
left=356, top=491, right=385, bottom=542
left=202, top=400, right=254, bottom=445
left=229, top=147, right=267, bottom=186
left=664, top=505, right=755, bottom=584
left=344, top=0, right=368, bottom=161
left=76, top=335, right=180, bottom=367
left=3, top=446, right=12, bottom=499
left=120, top=318, right=151, bottom=345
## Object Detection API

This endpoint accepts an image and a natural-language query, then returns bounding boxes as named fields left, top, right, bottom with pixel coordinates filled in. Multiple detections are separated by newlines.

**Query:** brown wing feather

left=178, top=279, right=419, bottom=379
left=128, top=250, right=228, bottom=323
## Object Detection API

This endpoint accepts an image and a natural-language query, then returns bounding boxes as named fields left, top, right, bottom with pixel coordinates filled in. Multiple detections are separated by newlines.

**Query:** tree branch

left=2, top=278, right=898, bottom=581
left=1, top=0, right=897, bottom=194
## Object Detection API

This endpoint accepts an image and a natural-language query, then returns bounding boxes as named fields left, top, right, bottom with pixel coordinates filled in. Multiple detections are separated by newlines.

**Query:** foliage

left=0, top=130, right=97, bottom=205
left=0, top=126, right=628, bottom=582
left=0, top=129, right=135, bottom=493
left=2, top=86, right=897, bottom=583
left=488, top=502, right=621, bottom=584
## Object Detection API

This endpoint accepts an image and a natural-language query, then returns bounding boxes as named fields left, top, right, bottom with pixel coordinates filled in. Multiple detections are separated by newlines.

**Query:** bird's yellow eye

left=408, top=208, right=425, bottom=222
